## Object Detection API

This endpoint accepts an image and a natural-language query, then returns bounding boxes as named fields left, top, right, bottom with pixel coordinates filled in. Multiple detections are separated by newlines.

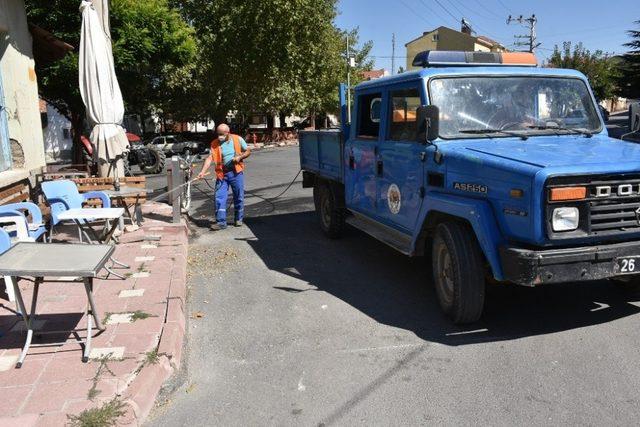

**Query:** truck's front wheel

left=432, top=222, right=485, bottom=324
left=313, top=183, right=345, bottom=239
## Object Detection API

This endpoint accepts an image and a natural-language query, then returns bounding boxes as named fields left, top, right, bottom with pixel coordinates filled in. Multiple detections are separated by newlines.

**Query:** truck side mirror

left=417, top=105, right=439, bottom=143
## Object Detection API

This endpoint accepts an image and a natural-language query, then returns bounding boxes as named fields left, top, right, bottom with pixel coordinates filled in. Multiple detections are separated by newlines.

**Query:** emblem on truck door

left=387, top=184, right=401, bottom=214
left=453, top=182, right=488, bottom=194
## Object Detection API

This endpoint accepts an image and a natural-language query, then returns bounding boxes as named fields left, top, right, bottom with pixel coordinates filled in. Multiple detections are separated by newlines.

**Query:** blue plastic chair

left=41, top=180, right=111, bottom=228
left=0, top=202, right=46, bottom=241
left=0, top=227, right=10, bottom=252
left=0, top=227, right=17, bottom=306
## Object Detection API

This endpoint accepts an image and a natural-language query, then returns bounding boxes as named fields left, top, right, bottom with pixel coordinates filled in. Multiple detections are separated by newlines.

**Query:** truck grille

left=590, top=201, right=640, bottom=232
left=547, top=175, right=640, bottom=237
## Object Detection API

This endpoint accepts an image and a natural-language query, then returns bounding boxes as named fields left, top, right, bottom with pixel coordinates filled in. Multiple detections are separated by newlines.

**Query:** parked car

left=148, top=135, right=202, bottom=156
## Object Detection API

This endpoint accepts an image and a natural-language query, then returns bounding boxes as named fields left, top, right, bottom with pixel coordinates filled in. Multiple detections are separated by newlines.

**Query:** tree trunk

left=71, top=111, right=85, bottom=165
left=279, top=112, right=287, bottom=129
left=309, top=112, right=316, bottom=130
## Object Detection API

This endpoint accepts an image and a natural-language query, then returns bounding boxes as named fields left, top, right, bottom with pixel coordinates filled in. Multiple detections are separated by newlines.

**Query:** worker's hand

left=232, top=156, right=243, bottom=164
left=196, top=171, right=206, bottom=180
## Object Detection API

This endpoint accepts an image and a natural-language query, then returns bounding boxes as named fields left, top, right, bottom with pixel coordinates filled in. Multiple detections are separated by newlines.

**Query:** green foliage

left=67, top=398, right=127, bottom=427
left=175, top=0, right=373, bottom=120
left=25, top=0, right=196, bottom=121
left=618, top=20, right=640, bottom=99
left=548, top=41, right=619, bottom=100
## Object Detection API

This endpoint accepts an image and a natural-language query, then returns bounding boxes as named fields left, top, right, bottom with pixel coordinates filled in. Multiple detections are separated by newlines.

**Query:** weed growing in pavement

left=103, top=310, right=156, bottom=324
left=87, top=355, right=116, bottom=401
left=131, top=310, right=155, bottom=322
left=102, top=312, right=112, bottom=324
left=67, top=397, right=127, bottom=427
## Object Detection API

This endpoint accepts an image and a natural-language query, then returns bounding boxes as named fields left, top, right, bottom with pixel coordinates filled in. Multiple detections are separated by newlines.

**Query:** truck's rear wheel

left=432, top=222, right=485, bottom=324
left=313, top=183, right=345, bottom=239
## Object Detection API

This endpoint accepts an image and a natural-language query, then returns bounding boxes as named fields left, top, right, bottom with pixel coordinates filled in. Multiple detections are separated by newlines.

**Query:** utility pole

left=391, top=33, right=396, bottom=76
left=506, top=14, right=540, bottom=53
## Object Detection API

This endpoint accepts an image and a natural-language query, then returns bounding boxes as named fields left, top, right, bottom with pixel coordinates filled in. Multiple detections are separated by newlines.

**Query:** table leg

left=14, top=277, right=41, bottom=369
left=83, top=278, right=104, bottom=331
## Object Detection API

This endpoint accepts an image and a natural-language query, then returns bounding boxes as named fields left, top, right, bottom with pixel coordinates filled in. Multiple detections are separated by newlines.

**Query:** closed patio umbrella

left=78, top=0, right=128, bottom=178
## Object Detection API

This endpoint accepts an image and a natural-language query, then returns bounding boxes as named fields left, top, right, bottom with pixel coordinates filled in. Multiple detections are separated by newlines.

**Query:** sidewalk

left=0, top=202, right=188, bottom=426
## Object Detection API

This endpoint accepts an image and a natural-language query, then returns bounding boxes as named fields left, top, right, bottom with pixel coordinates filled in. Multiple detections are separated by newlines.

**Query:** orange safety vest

left=210, top=134, right=245, bottom=179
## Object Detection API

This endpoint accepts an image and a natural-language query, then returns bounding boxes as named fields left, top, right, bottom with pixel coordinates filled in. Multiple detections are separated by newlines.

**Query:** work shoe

left=234, top=220, right=243, bottom=227
left=210, top=223, right=227, bottom=231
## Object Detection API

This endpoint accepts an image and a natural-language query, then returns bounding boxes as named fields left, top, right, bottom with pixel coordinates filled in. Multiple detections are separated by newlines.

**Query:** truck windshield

left=429, top=76, right=601, bottom=139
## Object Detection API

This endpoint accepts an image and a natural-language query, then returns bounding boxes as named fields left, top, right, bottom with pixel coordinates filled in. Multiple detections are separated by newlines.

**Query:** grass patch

left=67, top=397, right=127, bottom=427
left=102, top=312, right=112, bottom=325
left=131, top=310, right=155, bottom=322
left=87, top=355, right=116, bottom=401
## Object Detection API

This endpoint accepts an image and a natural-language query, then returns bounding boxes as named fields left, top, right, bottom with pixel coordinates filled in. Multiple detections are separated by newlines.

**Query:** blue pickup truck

left=299, top=50, right=640, bottom=324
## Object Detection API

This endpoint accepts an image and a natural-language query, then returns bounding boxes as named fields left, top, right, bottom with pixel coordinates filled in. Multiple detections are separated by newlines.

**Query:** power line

left=399, top=0, right=436, bottom=28
left=496, top=0, right=513, bottom=14
left=433, top=0, right=459, bottom=23
left=475, top=0, right=505, bottom=19
left=417, top=0, right=454, bottom=27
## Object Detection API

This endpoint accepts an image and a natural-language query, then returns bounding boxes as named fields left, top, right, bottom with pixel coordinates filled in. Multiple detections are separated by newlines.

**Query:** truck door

left=376, top=83, right=426, bottom=232
left=344, top=90, right=383, bottom=218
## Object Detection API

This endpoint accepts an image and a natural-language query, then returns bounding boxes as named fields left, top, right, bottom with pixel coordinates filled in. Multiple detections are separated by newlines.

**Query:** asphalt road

left=147, top=146, right=640, bottom=426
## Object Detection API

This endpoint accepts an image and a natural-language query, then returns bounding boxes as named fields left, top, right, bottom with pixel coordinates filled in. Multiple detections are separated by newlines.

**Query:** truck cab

left=299, top=51, right=640, bottom=323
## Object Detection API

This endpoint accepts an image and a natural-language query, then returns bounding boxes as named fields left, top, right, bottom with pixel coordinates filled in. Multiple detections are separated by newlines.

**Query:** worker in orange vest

left=197, top=124, right=251, bottom=230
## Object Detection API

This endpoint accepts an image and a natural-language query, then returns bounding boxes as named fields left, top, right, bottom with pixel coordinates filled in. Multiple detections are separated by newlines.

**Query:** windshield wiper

left=527, top=125, right=593, bottom=138
left=459, top=128, right=528, bottom=141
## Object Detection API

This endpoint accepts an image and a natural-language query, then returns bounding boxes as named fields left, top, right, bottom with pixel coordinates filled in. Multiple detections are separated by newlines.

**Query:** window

left=0, top=71, right=11, bottom=172
left=388, top=88, right=421, bottom=141
left=356, top=93, right=381, bottom=139
left=432, top=33, right=439, bottom=42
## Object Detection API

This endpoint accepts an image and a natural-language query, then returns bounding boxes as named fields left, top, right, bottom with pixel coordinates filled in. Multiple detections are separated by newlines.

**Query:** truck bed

left=299, top=130, right=344, bottom=183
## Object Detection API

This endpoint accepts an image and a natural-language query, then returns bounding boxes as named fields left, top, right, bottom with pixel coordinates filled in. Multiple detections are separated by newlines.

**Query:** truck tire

left=313, top=182, right=345, bottom=239
left=142, top=146, right=166, bottom=175
left=432, top=222, right=485, bottom=324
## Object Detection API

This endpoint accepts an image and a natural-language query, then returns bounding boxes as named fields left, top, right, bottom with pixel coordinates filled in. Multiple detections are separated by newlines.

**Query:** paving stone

left=119, top=289, right=145, bottom=298
left=105, top=313, right=133, bottom=324
left=0, top=355, right=19, bottom=372
left=134, top=256, right=155, bottom=262
left=148, top=227, right=164, bottom=231
left=141, top=244, right=157, bottom=249
left=131, top=272, right=150, bottom=278
left=10, top=319, right=47, bottom=333
left=89, top=346, right=125, bottom=360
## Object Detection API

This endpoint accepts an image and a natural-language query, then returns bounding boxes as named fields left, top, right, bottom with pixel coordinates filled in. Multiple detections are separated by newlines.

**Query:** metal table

left=101, top=186, right=145, bottom=227
left=0, top=242, right=114, bottom=367
left=57, top=208, right=129, bottom=279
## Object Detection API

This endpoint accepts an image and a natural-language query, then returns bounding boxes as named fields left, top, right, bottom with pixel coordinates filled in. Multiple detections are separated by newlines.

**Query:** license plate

left=615, top=256, right=640, bottom=275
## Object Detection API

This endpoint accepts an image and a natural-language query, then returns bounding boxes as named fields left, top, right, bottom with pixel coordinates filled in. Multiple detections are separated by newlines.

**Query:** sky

left=335, top=0, right=638, bottom=71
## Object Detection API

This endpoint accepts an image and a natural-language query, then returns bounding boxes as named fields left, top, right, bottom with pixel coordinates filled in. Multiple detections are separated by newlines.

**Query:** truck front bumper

left=499, top=240, right=640, bottom=286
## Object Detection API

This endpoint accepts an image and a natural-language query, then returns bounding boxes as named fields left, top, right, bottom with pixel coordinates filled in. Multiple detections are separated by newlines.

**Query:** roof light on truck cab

left=412, top=50, right=537, bottom=68
left=549, top=186, right=587, bottom=201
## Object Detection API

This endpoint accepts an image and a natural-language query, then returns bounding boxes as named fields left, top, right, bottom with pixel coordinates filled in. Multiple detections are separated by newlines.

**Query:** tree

left=548, top=41, right=619, bottom=101
left=174, top=0, right=373, bottom=126
left=618, top=20, right=640, bottom=99
left=25, top=0, right=196, bottom=155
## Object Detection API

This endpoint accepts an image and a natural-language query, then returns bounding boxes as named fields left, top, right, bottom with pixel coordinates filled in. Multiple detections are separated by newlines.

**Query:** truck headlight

left=552, top=207, right=579, bottom=231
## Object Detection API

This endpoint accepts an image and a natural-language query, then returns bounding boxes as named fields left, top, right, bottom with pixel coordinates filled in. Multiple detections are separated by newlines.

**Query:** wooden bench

left=72, top=177, right=147, bottom=208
